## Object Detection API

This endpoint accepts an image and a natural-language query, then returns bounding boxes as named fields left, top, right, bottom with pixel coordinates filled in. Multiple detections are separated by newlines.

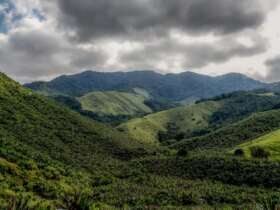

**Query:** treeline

left=141, top=155, right=280, bottom=188
left=172, top=108, right=280, bottom=151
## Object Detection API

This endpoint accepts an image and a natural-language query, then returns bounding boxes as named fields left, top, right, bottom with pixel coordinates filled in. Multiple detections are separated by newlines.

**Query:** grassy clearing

left=119, top=101, right=221, bottom=144
left=236, top=129, right=280, bottom=160
left=78, top=91, right=152, bottom=116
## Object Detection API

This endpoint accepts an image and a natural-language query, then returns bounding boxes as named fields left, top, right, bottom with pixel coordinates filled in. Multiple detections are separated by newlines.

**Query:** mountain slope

left=78, top=90, right=152, bottom=117
left=173, top=108, right=280, bottom=151
left=0, top=72, right=158, bottom=208
left=120, top=91, right=280, bottom=144
left=2, top=73, right=280, bottom=209
left=118, top=101, right=221, bottom=144
left=235, top=129, right=280, bottom=160
left=0, top=73, right=149, bottom=170
left=25, top=70, right=266, bottom=102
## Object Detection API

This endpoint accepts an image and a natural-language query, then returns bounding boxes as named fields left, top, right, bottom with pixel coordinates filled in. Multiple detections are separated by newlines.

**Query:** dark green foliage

left=141, top=155, right=280, bottom=188
left=64, top=191, right=93, bottom=210
left=7, top=194, right=55, bottom=210
left=209, top=91, right=280, bottom=126
left=173, top=109, right=280, bottom=151
left=144, top=98, right=178, bottom=112
left=4, top=72, right=280, bottom=209
left=158, top=123, right=185, bottom=144
left=79, top=110, right=134, bottom=125
left=177, top=149, right=188, bottom=157
left=52, top=95, right=82, bottom=110
left=234, top=149, right=244, bottom=156
left=250, top=146, right=270, bottom=159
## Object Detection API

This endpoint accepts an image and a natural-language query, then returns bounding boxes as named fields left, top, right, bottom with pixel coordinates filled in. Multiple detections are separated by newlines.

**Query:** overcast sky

left=0, top=0, right=280, bottom=83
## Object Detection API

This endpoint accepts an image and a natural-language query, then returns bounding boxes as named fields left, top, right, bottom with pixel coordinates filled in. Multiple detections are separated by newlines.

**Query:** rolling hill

left=173, top=107, right=280, bottom=153
left=0, top=73, right=147, bottom=166
left=25, top=70, right=267, bottom=102
left=0, top=72, right=156, bottom=208
left=78, top=90, right=152, bottom=117
left=118, top=101, right=221, bottom=144
left=120, top=91, right=280, bottom=145
left=2, top=72, right=280, bottom=209
left=235, top=129, right=280, bottom=160
left=51, top=89, right=176, bottom=124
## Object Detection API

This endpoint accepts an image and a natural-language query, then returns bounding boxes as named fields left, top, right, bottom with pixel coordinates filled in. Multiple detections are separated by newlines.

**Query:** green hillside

left=173, top=108, right=280, bottom=153
left=236, top=129, right=280, bottom=160
left=3, top=73, right=280, bottom=209
left=120, top=91, right=280, bottom=145
left=0, top=73, right=147, bottom=166
left=0, top=73, right=154, bottom=209
left=119, top=101, right=221, bottom=144
left=78, top=90, right=152, bottom=117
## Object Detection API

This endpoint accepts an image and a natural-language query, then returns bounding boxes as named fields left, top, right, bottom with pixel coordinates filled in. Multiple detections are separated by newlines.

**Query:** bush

left=177, top=149, right=188, bottom=157
left=92, top=176, right=113, bottom=187
left=250, top=147, right=270, bottom=159
left=65, top=191, right=93, bottom=210
left=234, top=148, right=244, bottom=156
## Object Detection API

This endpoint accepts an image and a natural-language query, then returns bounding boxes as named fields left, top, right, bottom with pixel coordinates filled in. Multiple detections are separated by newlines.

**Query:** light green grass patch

left=235, top=129, right=280, bottom=160
left=78, top=91, right=152, bottom=116
left=119, top=101, right=221, bottom=144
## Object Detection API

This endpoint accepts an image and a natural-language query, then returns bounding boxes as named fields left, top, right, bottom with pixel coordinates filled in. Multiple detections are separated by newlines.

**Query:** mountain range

left=25, top=70, right=267, bottom=102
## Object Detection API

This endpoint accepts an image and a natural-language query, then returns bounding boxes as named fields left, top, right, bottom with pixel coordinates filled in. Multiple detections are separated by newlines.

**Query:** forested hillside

left=120, top=91, right=280, bottom=145
left=2, top=72, right=280, bottom=209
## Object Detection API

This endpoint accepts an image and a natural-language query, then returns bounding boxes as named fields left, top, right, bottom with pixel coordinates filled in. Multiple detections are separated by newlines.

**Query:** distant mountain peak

left=25, top=70, right=267, bottom=101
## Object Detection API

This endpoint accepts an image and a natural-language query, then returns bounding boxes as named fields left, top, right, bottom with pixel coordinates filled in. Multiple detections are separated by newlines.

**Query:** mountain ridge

left=25, top=70, right=267, bottom=102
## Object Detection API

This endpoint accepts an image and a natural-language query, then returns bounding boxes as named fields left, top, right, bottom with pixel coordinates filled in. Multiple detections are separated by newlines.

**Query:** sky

left=0, top=0, right=280, bottom=83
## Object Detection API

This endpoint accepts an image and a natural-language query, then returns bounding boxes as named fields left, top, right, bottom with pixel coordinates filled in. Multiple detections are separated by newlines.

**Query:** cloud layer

left=0, top=0, right=279, bottom=82
left=56, top=0, right=269, bottom=42
left=120, top=33, right=268, bottom=70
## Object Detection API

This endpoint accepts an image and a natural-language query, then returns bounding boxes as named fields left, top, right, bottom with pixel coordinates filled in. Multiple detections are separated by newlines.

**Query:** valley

left=2, top=0, right=280, bottom=209
left=1, top=71, right=280, bottom=209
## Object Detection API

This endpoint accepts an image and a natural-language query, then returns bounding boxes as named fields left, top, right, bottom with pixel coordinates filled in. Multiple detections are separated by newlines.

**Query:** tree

left=234, top=148, right=244, bottom=156
left=250, top=146, right=270, bottom=159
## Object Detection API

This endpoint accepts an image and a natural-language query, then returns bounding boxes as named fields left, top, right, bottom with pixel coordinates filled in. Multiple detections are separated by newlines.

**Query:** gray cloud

left=0, top=0, right=277, bottom=82
left=54, top=0, right=272, bottom=42
left=0, top=30, right=106, bottom=82
left=264, top=56, right=280, bottom=82
left=120, top=34, right=267, bottom=70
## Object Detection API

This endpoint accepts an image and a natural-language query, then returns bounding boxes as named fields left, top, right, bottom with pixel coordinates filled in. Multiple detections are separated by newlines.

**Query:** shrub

left=65, top=191, right=93, bottom=210
left=177, top=149, right=188, bottom=157
left=234, top=148, right=244, bottom=156
left=92, top=176, right=113, bottom=187
left=250, top=147, right=270, bottom=159
left=7, top=194, right=55, bottom=210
